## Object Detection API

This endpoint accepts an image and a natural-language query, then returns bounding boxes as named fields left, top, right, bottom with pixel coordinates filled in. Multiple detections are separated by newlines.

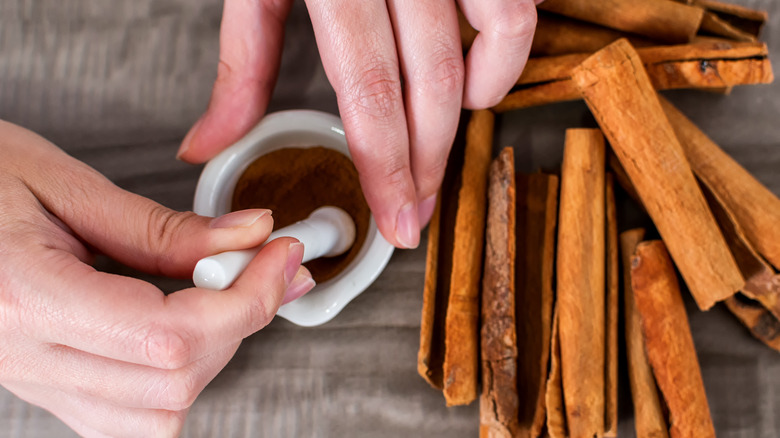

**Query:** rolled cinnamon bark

left=620, top=230, right=669, bottom=438
left=557, top=128, right=606, bottom=438
left=443, top=109, right=494, bottom=405
left=538, top=0, right=704, bottom=44
left=660, top=98, right=780, bottom=272
left=459, top=10, right=657, bottom=56
left=516, top=172, right=559, bottom=438
left=694, top=0, right=767, bottom=38
left=531, top=12, right=656, bottom=57
left=418, top=194, right=444, bottom=389
left=480, top=147, right=519, bottom=437
left=545, top=309, right=567, bottom=438
left=572, top=39, right=744, bottom=310
left=604, top=175, right=619, bottom=438
left=495, top=40, right=773, bottom=113
left=418, top=110, right=494, bottom=406
left=631, top=241, right=715, bottom=438
left=725, top=295, right=780, bottom=352
left=700, top=182, right=780, bottom=321
left=700, top=11, right=756, bottom=42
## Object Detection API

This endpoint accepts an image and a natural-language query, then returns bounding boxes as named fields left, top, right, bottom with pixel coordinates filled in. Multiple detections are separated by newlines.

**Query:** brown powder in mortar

left=231, top=146, right=370, bottom=283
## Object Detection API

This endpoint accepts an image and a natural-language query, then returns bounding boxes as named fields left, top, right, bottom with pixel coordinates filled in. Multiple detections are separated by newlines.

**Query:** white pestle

left=193, top=206, right=356, bottom=290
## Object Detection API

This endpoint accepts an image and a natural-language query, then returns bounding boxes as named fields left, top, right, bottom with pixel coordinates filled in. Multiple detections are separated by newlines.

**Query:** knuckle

left=492, top=3, right=538, bottom=41
left=342, top=59, right=402, bottom=122
left=144, top=205, right=195, bottom=262
left=215, top=59, right=236, bottom=87
left=152, top=409, right=187, bottom=437
left=414, top=52, right=464, bottom=101
left=363, top=159, right=409, bottom=194
left=418, top=157, right=449, bottom=190
left=244, top=287, right=276, bottom=330
left=156, top=370, right=200, bottom=411
left=143, top=324, right=192, bottom=370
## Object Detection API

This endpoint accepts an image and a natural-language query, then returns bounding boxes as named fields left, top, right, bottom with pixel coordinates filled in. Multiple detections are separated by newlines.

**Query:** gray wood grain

left=1, top=0, right=779, bottom=437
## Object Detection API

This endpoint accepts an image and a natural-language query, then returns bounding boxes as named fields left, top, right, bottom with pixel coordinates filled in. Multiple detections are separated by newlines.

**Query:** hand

left=176, top=0, right=539, bottom=249
left=0, top=121, right=314, bottom=437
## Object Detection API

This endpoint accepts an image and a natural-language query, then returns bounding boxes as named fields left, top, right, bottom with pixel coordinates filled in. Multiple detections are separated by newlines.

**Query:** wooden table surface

left=1, top=1, right=779, bottom=437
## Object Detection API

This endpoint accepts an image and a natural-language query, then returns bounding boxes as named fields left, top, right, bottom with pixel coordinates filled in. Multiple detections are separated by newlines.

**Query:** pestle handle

left=193, top=206, right=356, bottom=290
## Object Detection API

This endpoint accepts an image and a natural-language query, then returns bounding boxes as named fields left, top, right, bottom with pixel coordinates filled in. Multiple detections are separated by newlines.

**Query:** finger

left=4, top=122, right=276, bottom=277
left=386, top=0, right=463, bottom=226
left=3, top=381, right=187, bottom=438
left=15, top=238, right=302, bottom=369
left=3, top=340, right=239, bottom=410
left=459, top=0, right=538, bottom=108
left=177, top=0, right=294, bottom=163
left=20, top=147, right=274, bottom=278
left=305, top=0, right=420, bottom=249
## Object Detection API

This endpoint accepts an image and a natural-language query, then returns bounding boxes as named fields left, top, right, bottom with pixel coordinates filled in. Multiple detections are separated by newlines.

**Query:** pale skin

left=0, top=0, right=539, bottom=436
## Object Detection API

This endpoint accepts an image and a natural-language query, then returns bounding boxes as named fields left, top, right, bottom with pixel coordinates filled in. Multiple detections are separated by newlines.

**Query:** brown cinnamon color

left=231, top=146, right=370, bottom=283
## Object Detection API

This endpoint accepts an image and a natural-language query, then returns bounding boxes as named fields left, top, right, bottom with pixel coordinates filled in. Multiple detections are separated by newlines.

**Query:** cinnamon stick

left=443, top=109, right=494, bottom=405
left=457, top=10, right=656, bottom=56
left=516, top=172, right=559, bottom=438
left=418, top=110, right=493, bottom=406
left=495, top=40, right=772, bottom=113
left=480, top=147, right=519, bottom=437
left=538, top=0, right=704, bottom=44
left=572, top=39, right=743, bottom=310
left=604, top=174, right=619, bottom=438
left=631, top=241, right=716, bottom=438
left=556, top=128, right=605, bottom=438
left=418, top=194, right=443, bottom=389
left=700, top=182, right=780, bottom=321
left=545, top=309, right=567, bottom=438
left=531, top=12, right=656, bottom=57
left=660, top=98, right=780, bottom=272
left=725, top=294, right=780, bottom=352
left=418, top=121, right=468, bottom=391
left=621, top=230, right=669, bottom=438
left=694, top=0, right=767, bottom=38
left=700, top=11, right=756, bottom=42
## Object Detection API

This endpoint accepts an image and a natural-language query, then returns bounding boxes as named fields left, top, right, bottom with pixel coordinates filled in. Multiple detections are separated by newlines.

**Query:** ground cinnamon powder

left=231, top=146, right=370, bottom=283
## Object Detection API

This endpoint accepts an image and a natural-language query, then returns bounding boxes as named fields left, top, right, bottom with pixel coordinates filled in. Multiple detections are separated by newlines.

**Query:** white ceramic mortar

left=193, top=110, right=394, bottom=326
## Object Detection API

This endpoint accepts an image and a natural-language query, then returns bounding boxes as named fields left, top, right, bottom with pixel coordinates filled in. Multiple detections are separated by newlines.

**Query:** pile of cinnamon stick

left=418, top=0, right=778, bottom=436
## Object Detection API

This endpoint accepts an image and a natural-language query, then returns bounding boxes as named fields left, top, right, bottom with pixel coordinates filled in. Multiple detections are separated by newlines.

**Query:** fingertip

left=206, top=209, right=275, bottom=255
left=209, top=209, right=272, bottom=230
left=176, top=116, right=204, bottom=163
left=282, top=266, right=315, bottom=304
left=395, top=202, right=421, bottom=249
left=462, top=92, right=505, bottom=110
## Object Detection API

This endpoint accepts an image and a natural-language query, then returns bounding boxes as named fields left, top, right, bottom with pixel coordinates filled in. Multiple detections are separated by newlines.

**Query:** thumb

left=7, top=121, right=276, bottom=279
left=82, top=194, right=274, bottom=278
left=38, top=166, right=274, bottom=278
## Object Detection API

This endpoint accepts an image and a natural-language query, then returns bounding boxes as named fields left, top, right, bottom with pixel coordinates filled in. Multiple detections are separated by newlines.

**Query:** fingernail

left=417, top=194, right=438, bottom=227
left=209, top=209, right=271, bottom=229
left=177, top=117, right=203, bottom=160
left=284, top=241, right=305, bottom=285
left=395, top=203, right=420, bottom=249
left=283, top=266, right=316, bottom=304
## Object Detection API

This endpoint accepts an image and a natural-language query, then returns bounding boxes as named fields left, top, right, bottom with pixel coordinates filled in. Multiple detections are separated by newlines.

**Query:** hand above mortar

left=175, top=0, right=543, bottom=249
